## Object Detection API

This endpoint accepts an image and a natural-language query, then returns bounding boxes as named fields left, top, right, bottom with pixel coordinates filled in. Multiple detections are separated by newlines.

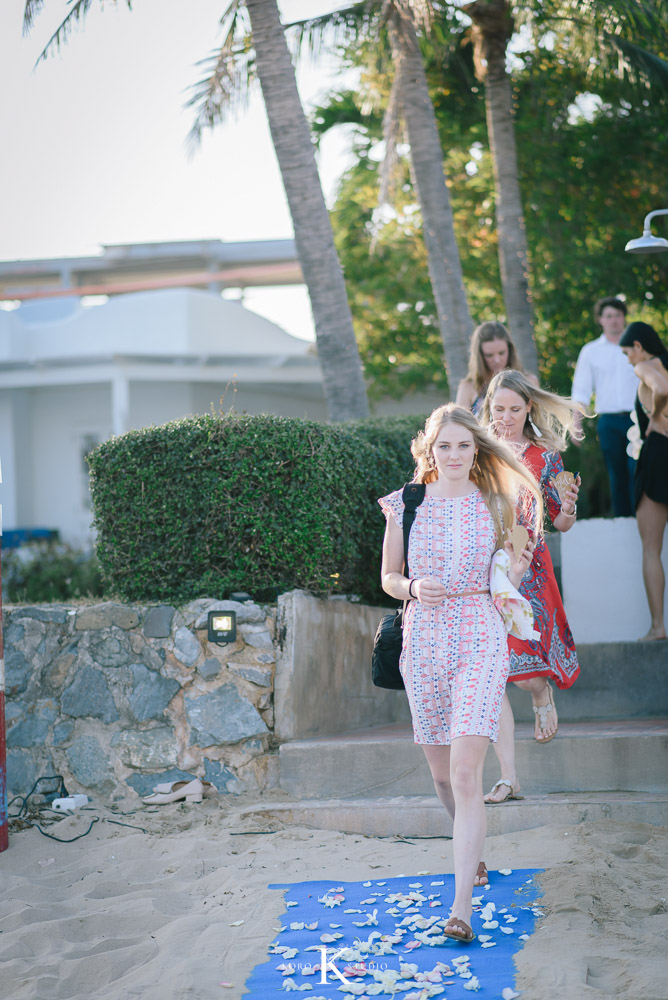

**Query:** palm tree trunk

left=245, top=0, right=369, bottom=421
left=387, top=12, right=473, bottom=392
left=467, top=0, right=538, bottom=374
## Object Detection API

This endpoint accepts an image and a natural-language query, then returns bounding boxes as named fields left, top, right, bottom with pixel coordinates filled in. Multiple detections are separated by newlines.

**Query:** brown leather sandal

left=443, top=916, right=475, bottom=943
left=474, top=860, right=489, bottom=886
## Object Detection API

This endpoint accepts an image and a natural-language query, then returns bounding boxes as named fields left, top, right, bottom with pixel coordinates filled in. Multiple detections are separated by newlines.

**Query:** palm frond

left=521, top=0, right=668, bottom=96
left=184, top=1, right=253, bottom=151
left=606, top=34, right=668, bottom=94
left=23, top=0, right=45, bottom=34
left=27, top=0, right=132, bottom=65
left=370, top=72, right=405, bottom=253
left=310, top=90, right=371, bottom=143
left=286, top=2, right=381, bottom=62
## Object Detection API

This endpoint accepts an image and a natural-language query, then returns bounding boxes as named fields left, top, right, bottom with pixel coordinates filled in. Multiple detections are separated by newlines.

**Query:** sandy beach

left=1, top=797, right=667, bottom=1000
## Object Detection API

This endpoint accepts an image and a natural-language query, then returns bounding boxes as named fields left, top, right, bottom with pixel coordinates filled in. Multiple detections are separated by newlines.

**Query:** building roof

left=0, top=288, right=322, bottom=392
left=0, top=239, right=302, bottom=300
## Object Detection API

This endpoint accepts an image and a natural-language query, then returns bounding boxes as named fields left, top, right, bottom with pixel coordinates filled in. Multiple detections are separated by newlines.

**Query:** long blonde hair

left=411, top=403, right=543, bottom=543
left=467, top=322, right=526, bottom=394
left=481, top=370, right=586, bottom=452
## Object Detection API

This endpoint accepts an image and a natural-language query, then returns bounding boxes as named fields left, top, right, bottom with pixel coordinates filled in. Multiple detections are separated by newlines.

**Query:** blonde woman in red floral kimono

left=480, top=370, right=586, bottom=804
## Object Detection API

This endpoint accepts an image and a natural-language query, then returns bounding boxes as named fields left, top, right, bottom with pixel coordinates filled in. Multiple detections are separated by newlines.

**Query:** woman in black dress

left=620, top=321, right=668, bottom=641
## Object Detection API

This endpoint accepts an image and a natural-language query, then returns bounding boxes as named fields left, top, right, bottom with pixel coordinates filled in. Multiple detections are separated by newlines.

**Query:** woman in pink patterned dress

left=379, top=404, right=540, bottom=944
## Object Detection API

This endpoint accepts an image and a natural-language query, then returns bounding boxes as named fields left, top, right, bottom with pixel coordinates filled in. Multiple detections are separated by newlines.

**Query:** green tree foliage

left=317, top=38, right=668, bottom=402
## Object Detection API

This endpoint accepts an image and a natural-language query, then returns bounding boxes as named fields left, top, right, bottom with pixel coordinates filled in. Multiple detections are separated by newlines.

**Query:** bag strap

left=401, top=482, right=426, bottom=581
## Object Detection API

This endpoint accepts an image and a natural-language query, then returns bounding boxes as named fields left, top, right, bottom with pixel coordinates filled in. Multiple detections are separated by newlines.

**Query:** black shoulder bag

left=371, top=482, right=426, bottom=689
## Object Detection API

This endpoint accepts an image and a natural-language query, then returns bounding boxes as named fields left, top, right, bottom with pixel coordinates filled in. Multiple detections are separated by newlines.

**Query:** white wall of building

left=562, top=517, right=668, bottom=642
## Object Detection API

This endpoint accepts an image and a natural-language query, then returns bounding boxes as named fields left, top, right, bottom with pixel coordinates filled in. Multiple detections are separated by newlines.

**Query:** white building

left=0, top=288, right=326, bottom=547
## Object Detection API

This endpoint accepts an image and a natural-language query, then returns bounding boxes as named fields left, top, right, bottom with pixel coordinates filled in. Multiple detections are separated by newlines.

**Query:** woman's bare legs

left=637, top=494, right=668, bottom=640
left=423, top=735, right=489, bottom=933
left=484, top=691, right=521, bottom=801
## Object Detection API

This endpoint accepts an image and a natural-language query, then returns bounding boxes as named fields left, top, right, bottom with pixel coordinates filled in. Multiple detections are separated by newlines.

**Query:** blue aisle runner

left=244, top=868, right=543, bottom=998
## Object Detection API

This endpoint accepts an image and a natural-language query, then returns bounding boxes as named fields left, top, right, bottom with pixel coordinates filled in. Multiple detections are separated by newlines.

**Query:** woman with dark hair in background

left=620, top=321, right=668, bottom=641
left=456, top=321, right=538, bottom=416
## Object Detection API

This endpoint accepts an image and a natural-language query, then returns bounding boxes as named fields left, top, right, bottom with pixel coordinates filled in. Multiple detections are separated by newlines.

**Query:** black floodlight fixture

left=208, top=610, right=237, bottom=645
left=625, top=209, right=668, bottom=254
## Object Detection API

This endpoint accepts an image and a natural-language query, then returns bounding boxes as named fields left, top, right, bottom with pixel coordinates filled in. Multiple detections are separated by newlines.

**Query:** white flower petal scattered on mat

left=352, top=910, right=379, bottom=928
left=399, top=963, right=419, bottom=978
left=329, top=923, right=342, bottom=928
left=471, top=896, right=483, bottom=907
left=504, top=915, right=517, bottom=923
left=525, top=878, right=533, bottom=883
left=480, top=902, right=496, bottom=921
left=478, top=935, right=492, bottom=943
left=229, top=920, right=244, bottom=926
left=498, top=869, right=512, bottom=876
left=319, top=933, right=339, bottom=943
left=429, top=901, right=442, bottom=908
left=286, top=901, right=299, bottom=907
left=500, top=927, right=514, bottom=935
left=502, top=990, right=520, bottom=1000
left=519, top=934, right=530, bottom=941
left=463, top=976, right=481, bottom=991
left=376, top=882, right=387, bottom=886
left=404, top=941, right=422, bottom=951
left=498, top=908, right=507, bottom=914
left=417, top=871, right=430, bottom=876
left=360, top=898, right=377, bottom=905
left=532, top=909, right=545, bottom=917
left=409, top=883, right=423, bottom=888
left=305, top=922, right=319, bottom=931
left=431, top=881, right=445, bottom=886
left=290, top=922, right=305, bottom=930
left=482, top=921, right=499, bottom=929
left=363, top=881, right=372, bottom=887
left=344, top=909, right=362, bottom=914
left=481, top=942, right=497, bottom=949
left=318, top=894, right=344, bottom=908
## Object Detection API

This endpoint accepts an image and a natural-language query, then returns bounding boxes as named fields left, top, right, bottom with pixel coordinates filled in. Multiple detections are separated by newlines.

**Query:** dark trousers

left=597, top=412, right=636, bottom=517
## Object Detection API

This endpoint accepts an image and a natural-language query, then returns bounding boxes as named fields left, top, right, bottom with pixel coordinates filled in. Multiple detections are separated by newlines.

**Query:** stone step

left=507, top=640, right=668, bottom=722
left=279, top=719, right=668, bottom=799
left=241, top=791, right=668, bottom=838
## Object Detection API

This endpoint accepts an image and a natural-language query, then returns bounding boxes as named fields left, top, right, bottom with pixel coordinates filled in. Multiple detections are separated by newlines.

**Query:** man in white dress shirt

left=572, top=297, right=639, bottom=517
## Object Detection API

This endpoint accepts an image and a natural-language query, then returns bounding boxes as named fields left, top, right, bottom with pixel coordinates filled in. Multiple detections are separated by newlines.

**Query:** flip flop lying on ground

left=142, top=779, right=206, bottom=805
left=443, top=916, right=476, bottom=943
left=533, top=681, right=558, bottom=743
left=484, top=779, right=525, bottom=805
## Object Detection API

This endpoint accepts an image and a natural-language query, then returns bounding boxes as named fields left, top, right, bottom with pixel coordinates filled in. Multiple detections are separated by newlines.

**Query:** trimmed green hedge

left=87, top=413, right=425, bottom=605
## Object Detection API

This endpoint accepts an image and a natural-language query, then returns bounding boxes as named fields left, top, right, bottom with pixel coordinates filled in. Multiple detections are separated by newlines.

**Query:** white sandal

left=142, top=779, right=205, bottom=804
left=483, top=779, right=524, bottom=804
left=532, top=682, right=557, bottom=744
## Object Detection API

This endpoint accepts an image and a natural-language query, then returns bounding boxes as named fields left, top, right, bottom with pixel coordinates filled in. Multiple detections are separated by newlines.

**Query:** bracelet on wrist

left=562, top=504, right=577, bottom=517
left=408, top=579, right=416, bottom=598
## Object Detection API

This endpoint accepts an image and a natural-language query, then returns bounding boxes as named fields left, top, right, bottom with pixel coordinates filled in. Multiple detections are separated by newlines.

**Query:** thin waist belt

left=444, top=588, right=490, bottom=598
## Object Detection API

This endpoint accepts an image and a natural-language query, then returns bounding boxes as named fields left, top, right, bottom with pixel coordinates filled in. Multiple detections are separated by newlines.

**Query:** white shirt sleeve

left=572, top=343, right=594, bottom=408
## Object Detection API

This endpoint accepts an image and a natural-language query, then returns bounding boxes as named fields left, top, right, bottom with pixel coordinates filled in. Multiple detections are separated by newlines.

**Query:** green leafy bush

left=87, top=413, right=424, bottom=605
left=3, top=542, right=104, bottom=603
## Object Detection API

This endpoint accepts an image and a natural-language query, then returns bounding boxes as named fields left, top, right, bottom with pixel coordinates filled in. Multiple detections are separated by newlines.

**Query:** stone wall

left=5, top=599, right=278, bottom=801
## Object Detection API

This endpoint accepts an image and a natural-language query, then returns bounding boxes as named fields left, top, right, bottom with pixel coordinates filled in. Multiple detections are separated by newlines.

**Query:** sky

left=0, top=0, right=358, bottom=340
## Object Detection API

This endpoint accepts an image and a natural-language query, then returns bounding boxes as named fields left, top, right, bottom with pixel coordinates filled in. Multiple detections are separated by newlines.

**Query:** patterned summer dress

left=508, top=444, right=579, bottom=688
left=379, top=487, right=510, bottom=745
